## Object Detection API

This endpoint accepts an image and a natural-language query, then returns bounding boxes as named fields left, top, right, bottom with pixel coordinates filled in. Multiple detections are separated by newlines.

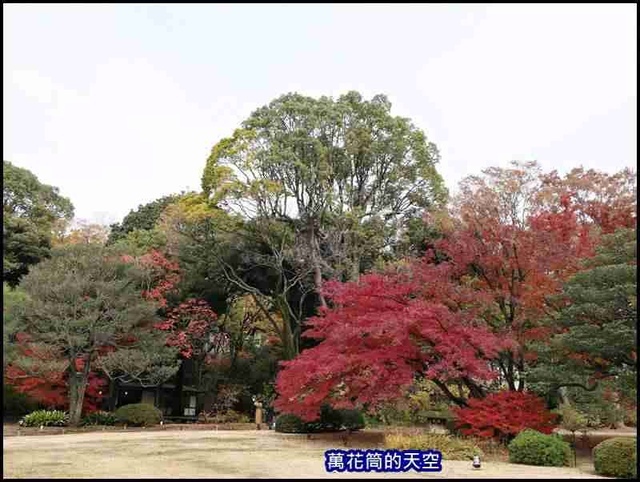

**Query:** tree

left=107, top=194, right=181, bottom=245
left=53, top=220, right=110, bottom=246
left=274, top=162, right=634, bottom=418
left=528, top=228, right=637, bottom=400
left=274, top=271, right=502, bottom=421
left=9, top=244, right=179, bottom=425
left=3, top=161, right=74, bottom=286
left=202, top=92, right=447, bottom=308
left=3, top=283, right=28, bottom=370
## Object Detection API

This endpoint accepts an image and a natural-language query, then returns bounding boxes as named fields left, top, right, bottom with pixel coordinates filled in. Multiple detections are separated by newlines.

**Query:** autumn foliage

left=274, top=272, right=502, bottom=421
left=453, top=391, right=559, bottom=441
left=5, top=336, right=107, bottom=412
left=155, top=298, right=220, bottom=359
left=275, top=162, right=636, bottom=420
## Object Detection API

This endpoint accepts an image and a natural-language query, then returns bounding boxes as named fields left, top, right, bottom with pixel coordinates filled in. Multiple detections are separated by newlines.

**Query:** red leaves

left=274, top=272, right=501, bottom=421
left=5, top=365, right=107, bottom=412
left=122, top=249, right=181, bottom=307
left=155, top=298, right=219, bottom=359
left=453, top=391, right=559, bottom=441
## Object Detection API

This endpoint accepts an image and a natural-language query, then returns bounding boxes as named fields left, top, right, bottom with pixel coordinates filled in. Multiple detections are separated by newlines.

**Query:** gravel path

left=3, top=430, right=607, bottom=478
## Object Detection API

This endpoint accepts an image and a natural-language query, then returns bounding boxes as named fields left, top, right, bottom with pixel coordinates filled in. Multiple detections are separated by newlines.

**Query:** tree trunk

left=172, top=362, right=184, bottom=417
left=107, top=378, right=117, bottom=412
left=68, top=357, right=91, bottom=426
left=308, top=220, right=327, bottom=309
left=350, top=252, right=360, bottom=282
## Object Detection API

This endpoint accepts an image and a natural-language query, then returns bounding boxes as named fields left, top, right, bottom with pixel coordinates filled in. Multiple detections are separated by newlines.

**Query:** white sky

left=3, top=3, right=637, bottom=225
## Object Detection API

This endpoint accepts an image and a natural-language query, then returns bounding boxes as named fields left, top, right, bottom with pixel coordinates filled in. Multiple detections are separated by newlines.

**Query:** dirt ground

left=3, top=430, right=608, bottom=479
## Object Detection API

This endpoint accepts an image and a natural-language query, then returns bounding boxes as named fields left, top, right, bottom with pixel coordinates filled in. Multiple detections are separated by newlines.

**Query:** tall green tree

left=3, top=283, right=28, bottom=370
left=202, top=92, right=447, bottom=308
left=107, top=194, right=180, bottom=245
left=11, top=244, right=179, bottom=425
left=3, top=161, right=74, bottom=286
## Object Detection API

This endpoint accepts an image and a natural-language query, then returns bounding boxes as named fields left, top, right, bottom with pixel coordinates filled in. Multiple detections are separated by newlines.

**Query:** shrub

left=303, top=405, right=365, bottom=433
left=508, top=429, right=571, bottom=467
left=81, top=411, right=117, bottom=426
left=114, top=403, right=162, bottom=427
left=275, top=406, right=365, bottom=433
left=275, top=413, right=305, bottom=433
left=554, top=403, right=588, bottom=434
left=21, top=410, right=68, bottom=427
left=566, top=385, right=625, bottom=429
left=340, top=409, right=365, bottom=431
left=3, top=384, right=39, bottom=419
left=454, top=391, right=559, bottom=442
left=201, top=409, right=250, bottom=424
left=623, top=407, right=636, bottom=427
left=592, top=437, right=637, bottom=478
left=385, top=431, right=483, bottom=460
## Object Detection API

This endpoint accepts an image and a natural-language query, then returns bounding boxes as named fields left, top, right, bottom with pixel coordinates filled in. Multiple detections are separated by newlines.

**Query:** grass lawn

left=3, top=429, right=607, bottom=478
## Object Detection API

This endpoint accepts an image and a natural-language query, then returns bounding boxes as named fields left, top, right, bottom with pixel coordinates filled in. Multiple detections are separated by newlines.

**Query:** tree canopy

left=3, top=161, right=74, bottom=286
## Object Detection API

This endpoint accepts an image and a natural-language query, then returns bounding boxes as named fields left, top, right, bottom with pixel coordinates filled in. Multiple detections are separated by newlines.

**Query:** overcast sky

left=3, top=3, right=637, bottom=225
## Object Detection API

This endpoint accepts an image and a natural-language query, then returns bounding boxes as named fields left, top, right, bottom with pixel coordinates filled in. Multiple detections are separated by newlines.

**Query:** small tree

left=11, top=244, right=179, bottom=425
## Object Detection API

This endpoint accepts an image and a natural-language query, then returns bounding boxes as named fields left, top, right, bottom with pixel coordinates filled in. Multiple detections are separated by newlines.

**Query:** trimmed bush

left=81, top=411, right=117, bottom=426
left=114, top=403, right=162, bottom=427
left=592, top=437, right=637, bottom=478
left=21, top=410, right=68, bottom=427
left=508, top=429, right=571, bottom=467
left=385, top=431, right=483, bottom=460
left=304, top=405, right=365, bottom=433
left=340, top=409, right=365, bottom=431
left=275, top=413, right=305, bottom=433
left=276, top=406, right=366, bottom=433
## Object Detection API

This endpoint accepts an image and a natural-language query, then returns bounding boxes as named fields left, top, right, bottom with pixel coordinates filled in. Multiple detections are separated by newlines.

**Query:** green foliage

left=565, top=384, right=625, bottom=428
left=274, top=407, right=364, bottom=433
left=3, top=384, right=39, bottom=419
left=301, top=405, right=365, bottom=433
left=3, top=283, right=29, bottom=368
left=275, top=413, right=305, bottom=433
left=3, top=161, right=74, bottom=287
left=202, top=91, right=447, bottom=290
left=339, top=409, right=365, bottom=431
left=202, top=409, right=250, bottom=424
left=528, top=228, right=637, bottom=404
left=554, top=403, right=588, bottom=433
left=592, top=437, right=637, bottom=478
left=111, top=228, right=168, bottom=255
left=81, top=411, right=117, bottom=426
left=623, top=407, right=636, bottom=427
left=385, top=432, right=483, bottom=460
left=508, top=429, right=572, bottom=467
left=114, top=403, right=162, bottom=426
left=12, top=244, right=179, bottom=425
left=368, top=379, right=454, bottom=426
left=107, top=194, right=180, bottom=245
left=21, top=409, right=68, bottom=427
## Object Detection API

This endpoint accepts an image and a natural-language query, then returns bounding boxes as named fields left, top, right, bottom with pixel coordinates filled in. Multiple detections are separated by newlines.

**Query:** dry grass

left=3, top=429, right=606, bottom=478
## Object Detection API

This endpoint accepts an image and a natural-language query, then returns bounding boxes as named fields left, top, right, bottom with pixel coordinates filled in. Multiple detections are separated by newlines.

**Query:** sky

left=3, top=3, right=637, bottom=225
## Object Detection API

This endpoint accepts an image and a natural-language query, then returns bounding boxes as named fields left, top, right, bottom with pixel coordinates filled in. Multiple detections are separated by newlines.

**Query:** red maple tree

left=155, top=298, right=221, bottom=359
left=275, top=163, right=634, bottom=420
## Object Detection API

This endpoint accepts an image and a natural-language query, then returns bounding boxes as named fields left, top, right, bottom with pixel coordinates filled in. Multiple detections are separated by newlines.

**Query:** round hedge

left=114, top=403, right=162, bottom=427
left=275, top=413, right=305, bottom=433
left=592, top=437, right=637, bottom=478
left=508, top=429, right=571, bottom=467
